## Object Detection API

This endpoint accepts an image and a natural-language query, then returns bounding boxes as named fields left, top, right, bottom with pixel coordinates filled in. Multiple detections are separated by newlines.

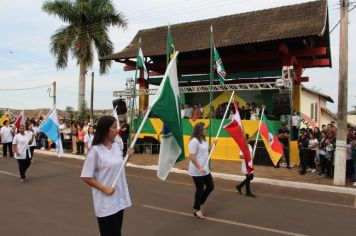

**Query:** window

left=314, top=102, right=318, bottom=122
left=310, top=103, right=314, bottom=120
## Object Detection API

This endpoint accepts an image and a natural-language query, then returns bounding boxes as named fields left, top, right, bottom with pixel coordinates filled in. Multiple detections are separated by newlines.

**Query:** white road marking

left=0, top=170, right=19, bottom=177
left=141, top=204, right=310, bottom=236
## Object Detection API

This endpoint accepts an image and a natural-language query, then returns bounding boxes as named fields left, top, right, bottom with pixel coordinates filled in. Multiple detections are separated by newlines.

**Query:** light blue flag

left=39, top=109, right=63, bottom=157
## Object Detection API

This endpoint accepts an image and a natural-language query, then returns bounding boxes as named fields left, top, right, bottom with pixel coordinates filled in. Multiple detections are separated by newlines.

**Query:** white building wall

left=348, top=115, right=356, bottom=125
left=300, top=90, right=321, bottom=126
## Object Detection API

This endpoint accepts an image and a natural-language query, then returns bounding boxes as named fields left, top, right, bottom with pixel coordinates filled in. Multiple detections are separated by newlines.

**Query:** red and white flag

left=14, top=110, right=25, bottom=130
left=224, top=99, right=254, bottom=175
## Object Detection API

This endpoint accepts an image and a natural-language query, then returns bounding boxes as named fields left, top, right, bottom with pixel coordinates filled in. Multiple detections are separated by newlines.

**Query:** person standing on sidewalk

left=298, top=129, right=309, bottom=175
left=1, top=120, right=14, bottom=157
left=188, top=122, right=216, bottom=219
left=307, top=132, right=319, bottom=173
left=236, top=134, right=255, bottom=197
left=12, top=124, right=34, bottom=182
left=81, top=116, right=134, bottom=236
left=277, top=122, right=291, bottom=169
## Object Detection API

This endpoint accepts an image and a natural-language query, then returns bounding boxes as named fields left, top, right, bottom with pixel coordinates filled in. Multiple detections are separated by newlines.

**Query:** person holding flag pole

left=224, top=99, right=256, bottom=196
left=81, top=116, right=134, bottom=236
left=187, top=92, right=233, bottom=219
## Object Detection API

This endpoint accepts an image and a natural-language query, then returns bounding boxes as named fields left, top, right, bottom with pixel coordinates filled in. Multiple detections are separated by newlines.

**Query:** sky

left=0, top=0, right=355, bottom=112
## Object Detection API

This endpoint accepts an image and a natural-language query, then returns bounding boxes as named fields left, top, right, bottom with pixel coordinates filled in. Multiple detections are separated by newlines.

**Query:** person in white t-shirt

left=81, top=116, right=134, bottom=236
left=84, top=125, right=95, bottom=155
left=291, top=110, right=300, bottom=140
left=308, top=132, right=319, bottom=173
left=235, top=134, right=255, bottom=197
left=25, top=123, right=37, bottom=163
left=12, top=124, right=34, bottom=182
left=188, top=122, right=216, bottom=219
left=1, top=120, right=14, bottom=157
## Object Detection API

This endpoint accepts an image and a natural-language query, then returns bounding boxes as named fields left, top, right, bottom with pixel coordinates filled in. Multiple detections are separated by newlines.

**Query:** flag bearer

left=81, top=116, right=134, bottom=236
left=188, top=122, right=216, bottom=219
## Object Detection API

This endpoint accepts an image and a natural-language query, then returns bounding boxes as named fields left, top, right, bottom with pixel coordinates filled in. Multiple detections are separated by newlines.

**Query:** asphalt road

left=1, top=153, right=356, bottom=236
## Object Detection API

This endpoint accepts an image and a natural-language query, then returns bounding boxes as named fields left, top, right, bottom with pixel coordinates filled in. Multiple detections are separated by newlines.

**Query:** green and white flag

left=213, top=46, right=226, bottom=84
left=151, top=52, right=185, bottom=180
left=137, top=47, right=148, bottom=80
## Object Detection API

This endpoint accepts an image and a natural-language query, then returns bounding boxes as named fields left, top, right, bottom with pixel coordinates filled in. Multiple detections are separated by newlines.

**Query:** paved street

left=1, top=153, right=356, bottom=236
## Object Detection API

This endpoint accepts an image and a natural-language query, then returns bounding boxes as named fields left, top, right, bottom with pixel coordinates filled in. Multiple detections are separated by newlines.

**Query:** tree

left=42, top=0, right=127, bottom=110
left=77, top=101, right=90, bottom=124
left=65, top=106, right=76, bottom=120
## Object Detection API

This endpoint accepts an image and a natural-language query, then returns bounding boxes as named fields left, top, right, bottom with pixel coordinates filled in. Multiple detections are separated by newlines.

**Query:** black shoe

left=287, top=166, right=291, bottom=169
left=235, top=185, right=242, bottom=194
left=246, top=193, right=255, bottom=197
left=299, top=171, right=306, bottom=175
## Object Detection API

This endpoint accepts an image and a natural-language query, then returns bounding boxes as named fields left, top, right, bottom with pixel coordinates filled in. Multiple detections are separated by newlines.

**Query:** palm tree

left=42, top=0, right=127, bottom=110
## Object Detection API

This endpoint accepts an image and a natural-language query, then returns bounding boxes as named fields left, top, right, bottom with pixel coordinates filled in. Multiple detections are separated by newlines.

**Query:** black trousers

left=237, top=173, right=254, bottom=194
left=299, top=149, right=308, bottom=173
left=3, top=142, right=13, bottom=157
left=29, top=146, right=35, bottom=157
left=17, top=151, right=31, bottom=179
left=192, top=173, right=214, bottom=210
left=319, top=154, right=327, bottom=174
left=97, top=210, right=124, bottom=236
left=308, top=150, right=316, bottom=169
left=292, top=126, right=299, bottom=140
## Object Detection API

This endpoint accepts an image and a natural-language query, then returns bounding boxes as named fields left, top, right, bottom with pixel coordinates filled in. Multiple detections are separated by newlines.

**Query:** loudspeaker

left=272, top=93, right=291, bottom=116
left=112, top=99, right=127, bottom=115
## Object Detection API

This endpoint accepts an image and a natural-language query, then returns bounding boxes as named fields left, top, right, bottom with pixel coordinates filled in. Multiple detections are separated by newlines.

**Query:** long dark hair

left=92, top=116, right=116, bottom=146
left=190, top=122, right=205, bottom=143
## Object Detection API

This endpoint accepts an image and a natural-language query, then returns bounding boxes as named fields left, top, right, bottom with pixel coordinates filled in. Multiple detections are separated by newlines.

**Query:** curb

left=36, top=150, right=356, bottom=196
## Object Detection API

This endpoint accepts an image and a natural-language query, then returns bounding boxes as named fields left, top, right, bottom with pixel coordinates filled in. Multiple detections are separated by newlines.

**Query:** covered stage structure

left=101, top=0, right=332, bottom=165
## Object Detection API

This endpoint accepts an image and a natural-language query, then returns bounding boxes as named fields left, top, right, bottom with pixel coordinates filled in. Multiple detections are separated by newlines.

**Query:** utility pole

left=90, top=72, right=94, bottom=124
left=334, top=0, right=349, bottom=186
left=52, top=81, right=56, bottom=106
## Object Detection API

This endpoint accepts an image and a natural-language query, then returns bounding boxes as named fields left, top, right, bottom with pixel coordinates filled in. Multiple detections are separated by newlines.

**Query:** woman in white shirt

left=81, top=116, right=134, bottom=236
left=188, top=122, right=216, bottom=219
left=12, top=124, right=34, bottom=182
left=84, top=125, right=95, bottom=155
left=308, top=132, right=319, bottom=173
left=25, top=123, right=37, bottom=159
left=1, top=120, right=14, bottom=157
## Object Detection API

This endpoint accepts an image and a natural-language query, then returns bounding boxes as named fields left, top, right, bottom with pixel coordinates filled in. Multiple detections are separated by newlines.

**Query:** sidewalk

left=35, top=149, right=356, bottom=197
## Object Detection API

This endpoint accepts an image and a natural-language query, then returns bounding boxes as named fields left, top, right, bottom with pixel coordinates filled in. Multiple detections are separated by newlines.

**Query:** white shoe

left=41, top=147, right=45, bottom=150
left=353, top=182, right=356, bottom=187
left=311, top=169, right=316, bottom=173
left=306, top=168, right=312, bottom=172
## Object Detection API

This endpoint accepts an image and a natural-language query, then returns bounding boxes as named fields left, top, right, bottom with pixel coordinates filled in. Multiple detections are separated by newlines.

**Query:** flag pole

left=167, top=24, right=170, bottom=66
left=128, top=38, right=141, bottom=147
left=111, top=104, right=153, bottom=187
left=252, top=108, right=265, bottom=158
left=209, top=26, right=214, bottom=147
left=204, top=91, right=235, bottom=170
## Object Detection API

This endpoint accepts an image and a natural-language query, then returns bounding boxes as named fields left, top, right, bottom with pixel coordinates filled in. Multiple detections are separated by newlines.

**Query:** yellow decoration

left=202, top=92, right=247, bottom=118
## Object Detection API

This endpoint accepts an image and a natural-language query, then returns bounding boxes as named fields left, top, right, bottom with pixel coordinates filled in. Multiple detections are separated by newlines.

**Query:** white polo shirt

left=188, top=138, right=210, bottom=176
left=84, top=134, right=94, bottom=153
left=1, top=126, right=13, bottom=143
left=12, top=133, right=32, bottom=159
left=81, top=141, right=131, bottom=217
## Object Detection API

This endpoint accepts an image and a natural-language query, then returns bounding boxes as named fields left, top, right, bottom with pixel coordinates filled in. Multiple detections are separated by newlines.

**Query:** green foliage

left=42, top=0, right=127, bottom=74
left=65, top=106, right=76, bottom=120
